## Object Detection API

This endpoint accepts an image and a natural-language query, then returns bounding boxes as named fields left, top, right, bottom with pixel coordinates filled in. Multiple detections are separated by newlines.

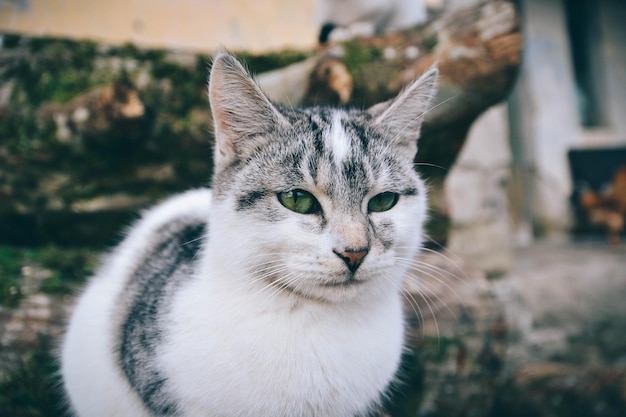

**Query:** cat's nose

left=334, top=248, right=369, bottom=272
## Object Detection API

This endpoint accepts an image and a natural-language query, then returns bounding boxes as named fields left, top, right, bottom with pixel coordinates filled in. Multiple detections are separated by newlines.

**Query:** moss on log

left=0, top=0, right=520, bottom=246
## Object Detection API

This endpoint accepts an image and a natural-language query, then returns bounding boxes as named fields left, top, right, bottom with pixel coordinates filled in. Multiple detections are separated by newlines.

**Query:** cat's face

left=208, top=52, right=437, bottom=303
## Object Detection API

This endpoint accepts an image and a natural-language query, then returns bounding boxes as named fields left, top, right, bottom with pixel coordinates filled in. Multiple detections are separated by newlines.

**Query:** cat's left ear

left=209, top=51, right=289, bottom=170
left=367, top=66, right=438, bottom=158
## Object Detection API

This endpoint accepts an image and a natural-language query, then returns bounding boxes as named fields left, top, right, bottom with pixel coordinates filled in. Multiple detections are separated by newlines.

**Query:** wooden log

left=257, top=0, right=521, bottom=178
left=258, top=0, right=521, bottom=126
left=0, top=0, right=520, bottom=246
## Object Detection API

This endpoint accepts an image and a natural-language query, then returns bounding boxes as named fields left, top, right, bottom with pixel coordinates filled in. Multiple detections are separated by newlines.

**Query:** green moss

left=0, top=247, right=23, bottom=307
left=419, top=336, right=460, bottom=363
left=422, top=33, right=439, bottom=52
left=150, top=60, right=206, bottom=114
left=1, top=33, right=22, bottom=48
left=235, top=50, right=311, bottom=74
left=111, top=42, right=166, bottom=61
left=7, top=38, right=100, bottom=105
left=341, top=43, right=395, bottom=107
left=0, top=246, right=98, bottom=303
left=0, top=335, right=66, bottom=417
left=36, top=247, right=98, bottom=295
left=342, top=42, right=382, bottom=68
left=425, top=212, right=450, bottom=249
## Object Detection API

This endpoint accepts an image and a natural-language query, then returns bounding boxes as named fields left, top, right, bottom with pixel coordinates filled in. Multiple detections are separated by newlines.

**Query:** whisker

left=419, top=246, right=470, bottom=283
left=418, top=94, right=458, bottom=120
left=250, top=271, right=297, bottom=305
left=385, top=94, right=459, bottom=146
left=413, top=162, right=449, bottom=173
left=397, top=278, right=441, bottom=347
left=396, top=258, right=463, bottom=320
left=260, top=272, right=306, bottom=307
left=180, top=235, right=205, bottom=247
left=401, top=287, right=425, bottom=329
left=394, top=253, right=462, bottom=283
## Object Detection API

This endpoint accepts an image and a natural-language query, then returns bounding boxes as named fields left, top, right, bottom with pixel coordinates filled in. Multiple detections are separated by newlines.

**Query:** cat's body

left=61, top=52, right=437, bottom=417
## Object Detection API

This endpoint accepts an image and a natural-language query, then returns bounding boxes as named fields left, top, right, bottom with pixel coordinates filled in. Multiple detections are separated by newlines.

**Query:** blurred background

left=0, top=0, right=625, bottom=416
left=0, top=0, right=319, bottom=52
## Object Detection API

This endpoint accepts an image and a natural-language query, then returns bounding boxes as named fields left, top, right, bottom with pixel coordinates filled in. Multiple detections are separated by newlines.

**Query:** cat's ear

left=368, top=66, right=438, bottom=157
left=209, top=51, right=289, bottom=169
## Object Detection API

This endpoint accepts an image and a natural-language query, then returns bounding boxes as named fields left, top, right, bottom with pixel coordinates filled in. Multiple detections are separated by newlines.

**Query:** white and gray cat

left=61, top=51, right=438, bottom=417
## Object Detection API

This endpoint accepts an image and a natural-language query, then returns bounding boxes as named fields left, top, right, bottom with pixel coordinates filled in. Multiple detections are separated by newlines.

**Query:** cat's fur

left=61, top=52, right=438, bottom=417
left=317, top=0, right=427, bottom=43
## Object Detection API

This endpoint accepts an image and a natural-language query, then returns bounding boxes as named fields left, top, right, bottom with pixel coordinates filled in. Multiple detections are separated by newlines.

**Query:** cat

left=61, top=51, right=438, bottom=417
left=317, top=0, right=427, bottom=44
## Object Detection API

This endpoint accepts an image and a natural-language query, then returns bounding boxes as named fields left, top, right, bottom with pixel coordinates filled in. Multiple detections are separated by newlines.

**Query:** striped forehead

left=306, top=110, right=372, bottom=198
left=327, top=112, right=352, bottom=168
left=228, top=106, right=418, bottom=213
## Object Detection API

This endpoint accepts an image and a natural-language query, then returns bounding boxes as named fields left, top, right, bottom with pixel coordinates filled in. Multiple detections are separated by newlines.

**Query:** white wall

left=0, top=0, right=318, bottom=53
left=596, top=0, right=626, bottom=141
left=508, top=0, right=583, bottom=235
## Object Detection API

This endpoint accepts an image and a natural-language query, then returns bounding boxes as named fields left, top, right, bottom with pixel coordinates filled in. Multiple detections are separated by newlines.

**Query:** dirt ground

left=495, top=238, right=626, bottom=370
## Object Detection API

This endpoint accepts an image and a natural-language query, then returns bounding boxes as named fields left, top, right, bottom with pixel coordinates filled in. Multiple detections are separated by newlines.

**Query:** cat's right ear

left=367, top=66, right=438, bottom=158
left=209, top=51, right=289, bottom=169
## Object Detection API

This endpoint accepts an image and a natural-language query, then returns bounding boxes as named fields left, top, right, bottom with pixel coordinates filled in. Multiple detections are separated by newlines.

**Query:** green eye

left=368, top=192, right=399, bottom=213
left=277, top=190, right=320, bottom=214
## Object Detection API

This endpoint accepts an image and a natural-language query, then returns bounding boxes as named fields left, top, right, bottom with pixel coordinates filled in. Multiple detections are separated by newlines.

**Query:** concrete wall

left=595, top=0, right=626, bottom=142
left=508, top=0, right=626, bottom=237
left=445, top=104, right=514, bottom=275
left=508, top=0, right=583, bottom=235
left=446, top=0, right=625, bottom=271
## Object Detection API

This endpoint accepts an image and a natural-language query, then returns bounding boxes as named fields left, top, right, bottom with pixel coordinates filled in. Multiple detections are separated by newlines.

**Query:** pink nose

left=334, top=248, right=369, bottom=272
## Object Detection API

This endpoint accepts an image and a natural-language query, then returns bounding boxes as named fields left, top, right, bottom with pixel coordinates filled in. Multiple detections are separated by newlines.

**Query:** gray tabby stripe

left=118, top=221, right=205, bottom=415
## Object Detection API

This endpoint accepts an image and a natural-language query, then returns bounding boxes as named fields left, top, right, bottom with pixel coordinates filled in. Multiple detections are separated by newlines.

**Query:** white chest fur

left=158, top=264, right=405, bottom=417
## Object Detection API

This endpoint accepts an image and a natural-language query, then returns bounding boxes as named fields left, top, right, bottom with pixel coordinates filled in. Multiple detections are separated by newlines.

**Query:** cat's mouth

left=268, top=272, right=369, bottom=303
left=322, top=276, right=364, bottom=288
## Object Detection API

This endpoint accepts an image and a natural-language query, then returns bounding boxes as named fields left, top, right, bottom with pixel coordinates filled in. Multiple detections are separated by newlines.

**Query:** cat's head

left=208, top=52, right=437, bottom=303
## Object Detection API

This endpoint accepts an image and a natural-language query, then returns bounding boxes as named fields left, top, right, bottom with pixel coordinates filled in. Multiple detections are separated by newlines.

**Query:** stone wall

left=445, top=104, right=514, bottom=276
